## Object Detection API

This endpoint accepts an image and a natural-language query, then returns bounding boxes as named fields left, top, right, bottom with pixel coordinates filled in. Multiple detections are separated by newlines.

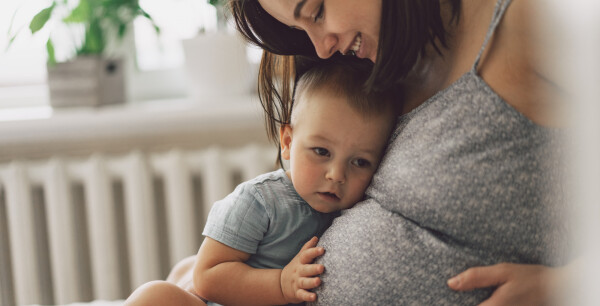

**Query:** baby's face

left=281, top=90, right=393, bottom=213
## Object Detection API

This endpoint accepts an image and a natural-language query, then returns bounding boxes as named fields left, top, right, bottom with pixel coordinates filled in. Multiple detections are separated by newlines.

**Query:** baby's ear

left=280, top=125, right=293, bottom=161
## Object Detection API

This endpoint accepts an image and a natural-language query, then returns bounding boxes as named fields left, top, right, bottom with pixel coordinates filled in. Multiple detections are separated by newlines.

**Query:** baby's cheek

left=293, top=175, right=311, bottom=197
left=348, top=179, right=371, bottom=201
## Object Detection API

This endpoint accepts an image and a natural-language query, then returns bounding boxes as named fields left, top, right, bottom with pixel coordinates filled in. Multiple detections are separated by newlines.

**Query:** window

left=130, top=0, right=261, bottom=102
left=0, top=0, right=260, bottom=111
left=135, top=0, right=217, bottom=71
left=0, top=0, right=52, bottom=108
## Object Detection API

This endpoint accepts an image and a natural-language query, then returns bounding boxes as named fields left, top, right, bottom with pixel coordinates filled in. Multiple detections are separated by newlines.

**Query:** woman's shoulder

left=477, top=0, right=564, bottom=126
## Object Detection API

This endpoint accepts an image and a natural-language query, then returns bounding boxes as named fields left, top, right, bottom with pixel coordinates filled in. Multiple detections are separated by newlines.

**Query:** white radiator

left=0, top=145, right=276, bottom=306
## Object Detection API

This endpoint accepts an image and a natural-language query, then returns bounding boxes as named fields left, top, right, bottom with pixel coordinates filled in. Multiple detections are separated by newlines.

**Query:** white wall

left=545, top=0, right=600, bottom=304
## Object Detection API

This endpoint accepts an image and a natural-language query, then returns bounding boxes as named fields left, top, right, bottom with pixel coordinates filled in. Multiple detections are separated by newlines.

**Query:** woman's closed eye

left=312, top=2, right=324, bottom=22
left=288, top=2, right=322, bottom=31
left=312, top=147, right=330, bottom=157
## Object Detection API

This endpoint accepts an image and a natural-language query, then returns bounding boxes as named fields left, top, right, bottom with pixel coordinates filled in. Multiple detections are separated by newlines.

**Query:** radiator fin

left=0, top=145, right=275, bottom=306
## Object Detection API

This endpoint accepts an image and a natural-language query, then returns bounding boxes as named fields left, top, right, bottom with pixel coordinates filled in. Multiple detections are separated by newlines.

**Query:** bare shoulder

left=501, top=0, right=548, bottom=63
left=479, top=0, right=564, bottom=126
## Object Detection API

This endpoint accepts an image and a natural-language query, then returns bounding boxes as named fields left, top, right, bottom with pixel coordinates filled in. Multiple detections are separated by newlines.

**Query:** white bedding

left=30, top=300, right=124, bottom=306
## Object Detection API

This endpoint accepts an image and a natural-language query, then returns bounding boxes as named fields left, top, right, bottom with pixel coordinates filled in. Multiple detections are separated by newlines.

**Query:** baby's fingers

left=300, top=236, right=319, bottom=252
left=299, top=246, right=325, bottom=264
left=299, top=263, right=325, bottom=277
left=298, top=276, right=322, bottom=290
left=296, top=288, right=317, bottom=302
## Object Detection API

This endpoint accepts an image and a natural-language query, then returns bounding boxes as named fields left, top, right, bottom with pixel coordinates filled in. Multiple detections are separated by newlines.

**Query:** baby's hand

left=280, top=236, right=325, bottom=303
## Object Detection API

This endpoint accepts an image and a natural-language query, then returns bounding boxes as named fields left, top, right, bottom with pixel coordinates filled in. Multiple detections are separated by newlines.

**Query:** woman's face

left=257, top=0, right=381, bottom=63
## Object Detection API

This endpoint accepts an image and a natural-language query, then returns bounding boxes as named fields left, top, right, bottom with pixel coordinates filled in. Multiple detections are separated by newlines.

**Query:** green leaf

left=117, top=24, right=126, bottom=38
left=7, top=30, right=19, bottom=46
left=139, top=9, right=160, bottom=35
left=29, top=2, right=56, bottom=34
left=46, top=38, right=56, bottom=66
left=5, top=34, right=17, bottom=53
left=63, top=0, right=91, bottom=23
left=7, top=7, right=19, bottom=37
left=5, top=25, right=24, bottom=52
left=80, top=20, right=104, bottom=54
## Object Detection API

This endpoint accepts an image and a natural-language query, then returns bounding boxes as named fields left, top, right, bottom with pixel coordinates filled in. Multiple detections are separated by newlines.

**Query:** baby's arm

left=193, top=236, right=325, bottom=305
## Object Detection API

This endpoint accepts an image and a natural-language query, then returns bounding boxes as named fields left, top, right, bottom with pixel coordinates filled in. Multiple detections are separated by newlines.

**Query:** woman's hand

left=447, top=263, right=559, bottom=306
left=280, top=236, right=326, bottom=303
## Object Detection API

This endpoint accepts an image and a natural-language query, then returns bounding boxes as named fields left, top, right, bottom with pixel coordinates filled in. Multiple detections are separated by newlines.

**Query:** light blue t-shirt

left=203, top=169, right=336, bottom=269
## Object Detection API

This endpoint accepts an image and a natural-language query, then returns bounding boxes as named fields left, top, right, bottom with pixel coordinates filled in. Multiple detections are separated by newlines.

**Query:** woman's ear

left=280, top=125, right=293, bottom=160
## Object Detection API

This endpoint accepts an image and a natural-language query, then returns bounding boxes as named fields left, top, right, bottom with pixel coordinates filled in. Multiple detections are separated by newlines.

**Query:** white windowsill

left=0, top=95, right=270, bottom=162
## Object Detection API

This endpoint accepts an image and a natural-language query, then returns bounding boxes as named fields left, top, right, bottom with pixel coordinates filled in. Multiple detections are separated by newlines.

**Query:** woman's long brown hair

left=257, top=52, right=295, bottom=167
left=228, top=0, right=460, bottom=164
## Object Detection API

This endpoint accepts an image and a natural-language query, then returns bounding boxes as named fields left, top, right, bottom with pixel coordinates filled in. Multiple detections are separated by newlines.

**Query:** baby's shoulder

left=246, top=169, right=292, bottom=194
left=227, top=169, right=295, bottom=208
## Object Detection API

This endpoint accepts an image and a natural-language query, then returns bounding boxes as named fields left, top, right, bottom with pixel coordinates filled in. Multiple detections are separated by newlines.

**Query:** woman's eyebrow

left=294, top=0, right=307, bottom=19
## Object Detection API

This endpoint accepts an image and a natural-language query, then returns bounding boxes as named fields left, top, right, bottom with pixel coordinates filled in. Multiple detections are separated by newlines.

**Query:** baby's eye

left=352, top=158, right=371, bottom=168
left=313, top=147, right=330, bottom=157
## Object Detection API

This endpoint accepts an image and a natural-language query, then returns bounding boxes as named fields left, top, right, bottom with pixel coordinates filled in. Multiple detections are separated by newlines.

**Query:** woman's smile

left=345, top=33, right=362, bottom=56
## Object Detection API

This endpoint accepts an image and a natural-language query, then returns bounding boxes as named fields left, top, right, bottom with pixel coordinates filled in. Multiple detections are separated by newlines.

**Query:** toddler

left=125, top=58, right=399, bottom=305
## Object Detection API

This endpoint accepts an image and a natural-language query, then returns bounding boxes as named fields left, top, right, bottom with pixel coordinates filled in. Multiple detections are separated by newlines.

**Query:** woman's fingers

left=447, top=263, right=511, bottom=291
left=448, top=263, right=555, bottom=306
left=477, top=284, right=517, bottom=306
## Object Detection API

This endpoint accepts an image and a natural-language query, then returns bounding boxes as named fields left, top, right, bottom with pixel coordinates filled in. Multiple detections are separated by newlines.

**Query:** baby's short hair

left=292, top=56, right=399, bottom=122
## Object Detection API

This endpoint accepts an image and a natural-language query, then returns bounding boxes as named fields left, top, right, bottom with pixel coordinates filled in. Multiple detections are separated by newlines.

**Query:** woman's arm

left=193, top=236, right=325, bottom=305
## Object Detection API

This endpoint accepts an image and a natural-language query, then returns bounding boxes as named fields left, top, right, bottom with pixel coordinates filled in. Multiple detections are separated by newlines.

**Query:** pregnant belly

left=310, top=199, right=493, bottom=305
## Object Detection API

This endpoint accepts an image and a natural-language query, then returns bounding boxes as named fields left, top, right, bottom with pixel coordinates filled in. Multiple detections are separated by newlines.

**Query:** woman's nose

left=325, top=164, right=346, bottom=184
left=307, top=30, right=337, bottom=59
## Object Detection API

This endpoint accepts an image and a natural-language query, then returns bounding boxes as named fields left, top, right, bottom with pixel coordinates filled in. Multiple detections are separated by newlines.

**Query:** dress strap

left=472, top=0, right=513, bottom=72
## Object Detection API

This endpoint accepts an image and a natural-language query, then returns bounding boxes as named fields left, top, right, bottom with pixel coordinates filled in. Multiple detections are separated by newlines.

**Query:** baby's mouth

left=318, top=192, right=340, bottom=201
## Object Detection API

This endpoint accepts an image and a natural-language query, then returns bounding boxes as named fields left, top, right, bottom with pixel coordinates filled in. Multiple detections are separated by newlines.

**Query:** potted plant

left=182, top=0, right=252, bottom=102
left=208, top=0, right=227, bottom=31
left=11, top=0, right=159, bottom=107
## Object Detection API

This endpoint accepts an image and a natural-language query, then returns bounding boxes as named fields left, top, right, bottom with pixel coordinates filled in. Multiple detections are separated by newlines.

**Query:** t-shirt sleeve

left=202, top=182, right=270, bottom=254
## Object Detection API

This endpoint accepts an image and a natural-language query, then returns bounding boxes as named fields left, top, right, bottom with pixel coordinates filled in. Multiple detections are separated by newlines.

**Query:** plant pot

left=182, top=33, right=252, bottom=102
left=47, top=55, right=125, bottom=108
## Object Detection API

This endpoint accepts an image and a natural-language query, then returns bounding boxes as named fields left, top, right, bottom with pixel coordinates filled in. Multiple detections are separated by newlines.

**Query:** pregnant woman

left=226, top=0, right=571, bottom=304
